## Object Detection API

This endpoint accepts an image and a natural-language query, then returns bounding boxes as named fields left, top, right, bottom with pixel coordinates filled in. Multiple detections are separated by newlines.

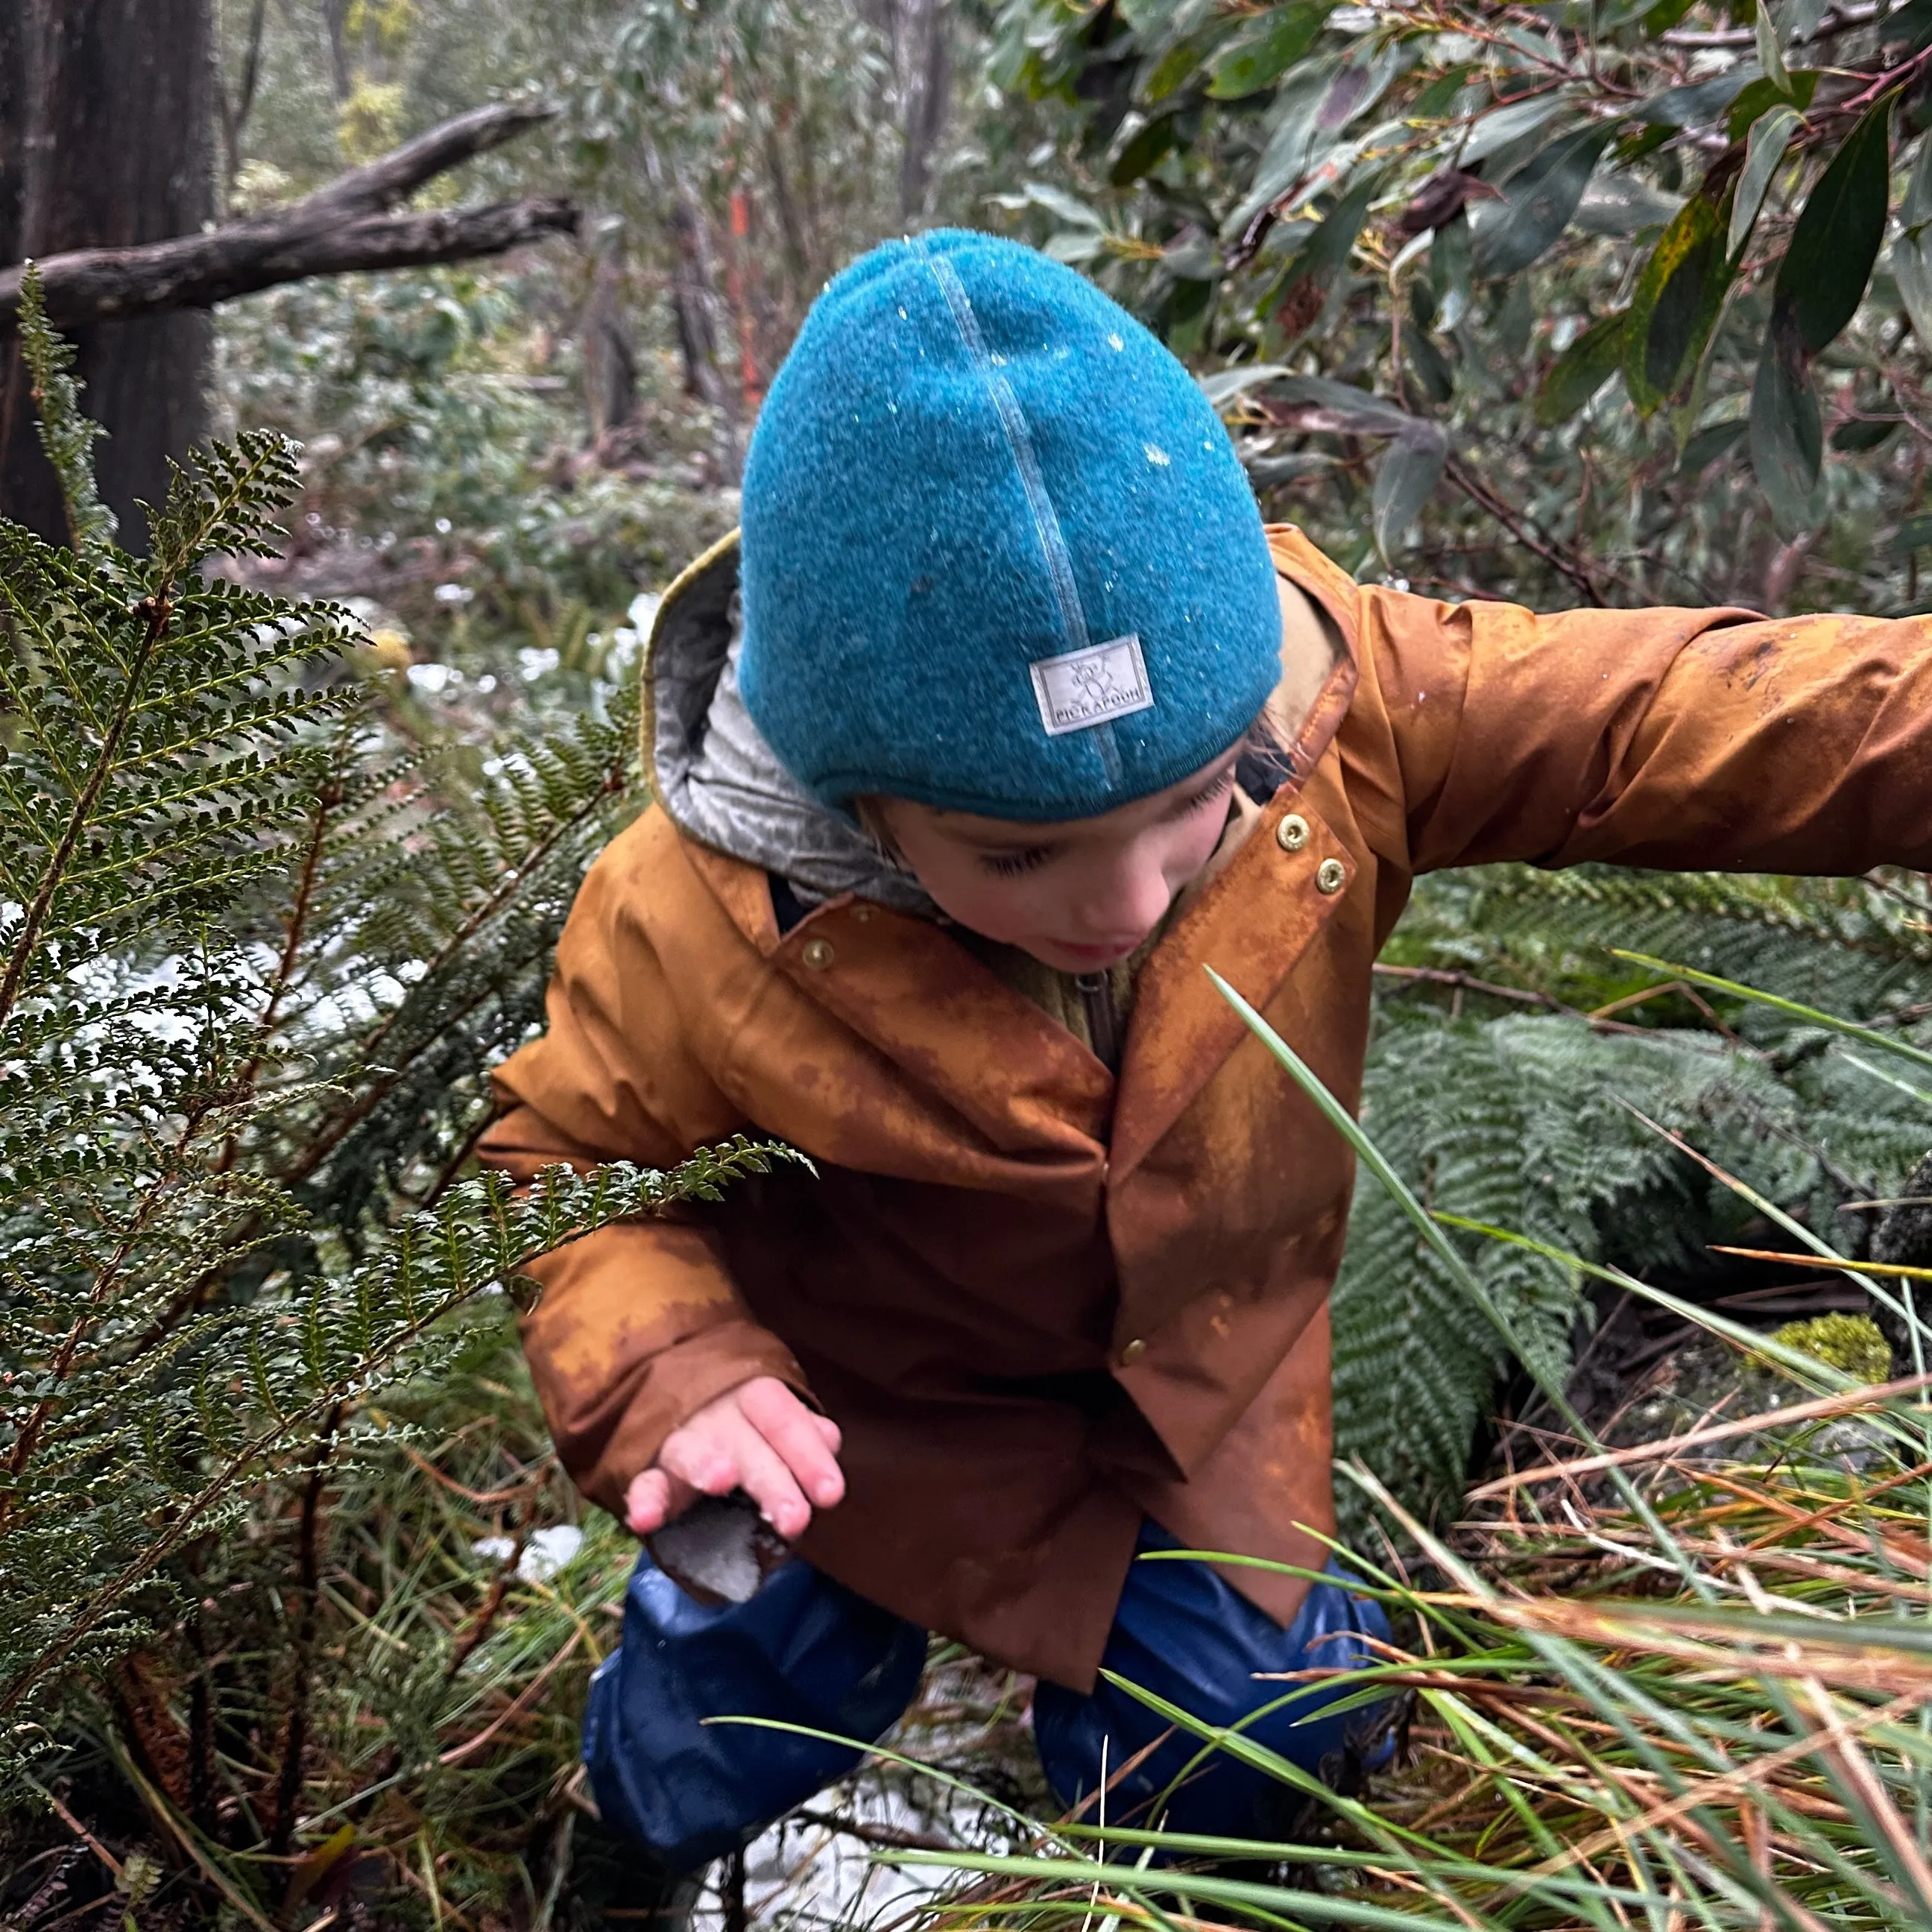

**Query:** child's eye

left=979, top=845, right=1053, bottom=877
left=1172, top=770, right=1236, bottom=818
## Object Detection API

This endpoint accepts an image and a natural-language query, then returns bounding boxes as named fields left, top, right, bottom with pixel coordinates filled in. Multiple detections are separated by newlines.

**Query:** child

left=479, top=230, right=1932, bottom=1890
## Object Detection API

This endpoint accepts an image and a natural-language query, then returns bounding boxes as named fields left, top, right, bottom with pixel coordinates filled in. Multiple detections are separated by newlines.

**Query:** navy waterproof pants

left=584, top=1521, right=1392, bottom=1870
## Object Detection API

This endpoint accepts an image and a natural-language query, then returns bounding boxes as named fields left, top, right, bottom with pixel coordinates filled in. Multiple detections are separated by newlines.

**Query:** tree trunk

left=0, top=4, right=24, bottom=268
left=581, top=236, right=640, bottom=452
left=896, top=0, right=953, bottom=220
left=218, top=0, right=271, bottom=204
left=321, top=0, right=354, bottom=104
left=0, top=0, right=215, bottom=549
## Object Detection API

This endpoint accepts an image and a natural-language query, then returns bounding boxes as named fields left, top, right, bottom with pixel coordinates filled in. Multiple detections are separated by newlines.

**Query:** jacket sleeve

left=478, top=825, right=806, bottom=1518
left=1321, top=561, right=1932, bottom=877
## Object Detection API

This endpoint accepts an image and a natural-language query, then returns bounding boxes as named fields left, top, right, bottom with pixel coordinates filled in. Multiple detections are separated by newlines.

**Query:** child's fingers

left=625, top=1466, right=681, bottom=1535
left=739, top=1378, right=846, bottom=1510
left=657, top=1421, right=747, bottom=1499
left=722, top=1418, right=815, bottom=1540
left=809, top=1411, right=842, bottom=1453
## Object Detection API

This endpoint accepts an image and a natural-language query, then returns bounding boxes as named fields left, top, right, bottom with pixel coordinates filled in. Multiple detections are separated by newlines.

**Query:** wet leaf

left=1536, top=311, right=1628, bottom=424
left=1398, top=168, right=1493, bottom=237
left=1729, top=103, right=1802, bottom=259
left=1271, top=169, right=1380, bottom=311
left=1749, top=314, right=1825, bottom=535
left=1430, top=212, right=1474, bottom=329
left=1460, top=94, right=1573, bottom=165
left=1207, top=3, right=1332, bottom=100
left=1410, top=63, right=1473, bottom=120
left=1111, top=114, right=1181, bottom=186
left=1831, top=416, right=1899, bottom=452
left=1406, top=303, right=1455, bottom=405
left=1142, top=40, right=1204, bottom=103
left=1754, top=1, right=1790, bottom=98
left=1881, top=0, right=1932, bottom=52
left=1679, top=417, right=1748, bottom=473
left=1372, top=429, right=1449, bottom=561
left=1473, top=125, right=1615, bottom=278
left=1224, top=40, right=1401, bottom=237
left=1893, top=132, right=1932, bottom=347
left=1773, top=98, right=1892, bottom=356
left=1638, top=67, right=1761, bottom=130
left=1625, top=183, right=1734, bottom=415
left=1726, top=69, right=1816, bottom=142
left=1166, top=274, right=1215, bottom=357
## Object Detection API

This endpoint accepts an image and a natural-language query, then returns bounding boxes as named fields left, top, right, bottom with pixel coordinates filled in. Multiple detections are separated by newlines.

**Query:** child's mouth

left=1053, top=938, right=1141, bottom=967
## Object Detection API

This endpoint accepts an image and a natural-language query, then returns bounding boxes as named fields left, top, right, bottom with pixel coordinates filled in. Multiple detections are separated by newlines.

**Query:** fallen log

left=0, top=101, right=578, bottom=333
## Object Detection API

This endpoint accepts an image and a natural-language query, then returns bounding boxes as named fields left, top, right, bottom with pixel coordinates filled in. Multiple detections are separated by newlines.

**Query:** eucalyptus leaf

left=1162, top=230, right=1221, bottom=280
left=1457, top=93, right=1571, bottom=166
left=1267, top=372, right=1422, bottom=435
left=1430, top=212, right=1474, bottom=330
left=1243, top=451, right=1335, bottom=485
left=1881, top=0, right=1932, bottom=51
left=1272, top=170, right=1380, bottom=302
left=1895, top=133, right=1932, bottom=348
left=1225, top=57, right=1345, bottom=236
left=1371, top=429, right=1449, bottom=561
left=1679, top=417, right=1748, bottom=473
left=1472, top=125, right=1615, bottom=278
left=1206, top=1, right=1331, bottom=99
left=1904, top=127, right=1932, bottom=227
left=1197, top=362, right=1297, bottom=407
left=1624, top=185, right=1734, bottom=416
left=1773, top=98, right=1892, bottom=356
left=1749, top=318, right=1825, bottom=535
left=1726, top=69, right=1816, bottom=142
left=1015, top=180, right=1106, bottom=230
left=1043, top=230, right=1108, bottom=265
left=1406, top=304, right=1455, bottom=405
left=1111, top=114, right=1181, bottom=187
left=1223, top=42, right=1400, bottom=236
left=1887, top=510, right=1932, bottom=552
left=1637, top=67, right=1760, bottom=130
left=1754, top=1, right=1790, bottom=98
left=1830, top=416, right=1898, bottom=452
left=1535, top=311, right=1628, bottom=425
left=1894, top=230, right=1932, bottom=351
left=1729, top=103, right=1802, bottom=259
left=1573, top=174, right=1683, bottom=238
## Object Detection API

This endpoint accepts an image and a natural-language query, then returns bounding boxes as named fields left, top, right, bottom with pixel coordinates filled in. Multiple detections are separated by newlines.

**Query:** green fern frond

left=13, top=265, right=115, bottom=557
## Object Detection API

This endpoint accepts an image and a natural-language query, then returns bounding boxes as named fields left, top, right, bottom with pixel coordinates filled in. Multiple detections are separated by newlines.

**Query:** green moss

left=1768, top=1313, right=1892, bottom=1384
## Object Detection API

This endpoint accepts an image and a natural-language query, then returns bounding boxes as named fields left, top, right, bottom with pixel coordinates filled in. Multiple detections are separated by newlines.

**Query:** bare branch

left=2, top=199, right=578, bottom=334
left=1, top=102, right=572, bottom=334
left=285, top=100, right=555, bottom=226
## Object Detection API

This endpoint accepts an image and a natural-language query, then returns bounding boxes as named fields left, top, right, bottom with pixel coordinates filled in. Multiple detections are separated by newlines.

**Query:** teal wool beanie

left=737, top=230, right=1283, bottom=823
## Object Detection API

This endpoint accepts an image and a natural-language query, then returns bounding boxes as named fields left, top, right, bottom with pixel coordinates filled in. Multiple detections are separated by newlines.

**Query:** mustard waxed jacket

left=479, top=528, right=1932, bottom=1689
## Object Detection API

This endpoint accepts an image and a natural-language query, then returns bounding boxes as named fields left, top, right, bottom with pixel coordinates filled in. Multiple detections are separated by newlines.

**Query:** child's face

left=874, top=748, right=1242, bottom=973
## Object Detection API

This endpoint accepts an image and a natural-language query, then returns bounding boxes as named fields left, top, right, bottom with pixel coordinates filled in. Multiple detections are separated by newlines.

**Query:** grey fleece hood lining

left=647, top=545, right=936, bottom=914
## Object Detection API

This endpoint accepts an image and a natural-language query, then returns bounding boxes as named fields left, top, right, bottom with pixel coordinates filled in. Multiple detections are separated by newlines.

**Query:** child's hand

left=625, top=1376, right=845, bottom=1542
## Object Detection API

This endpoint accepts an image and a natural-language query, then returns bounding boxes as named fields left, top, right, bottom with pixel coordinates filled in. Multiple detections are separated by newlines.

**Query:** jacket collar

left=672, top=526, right=1362, bottom=1172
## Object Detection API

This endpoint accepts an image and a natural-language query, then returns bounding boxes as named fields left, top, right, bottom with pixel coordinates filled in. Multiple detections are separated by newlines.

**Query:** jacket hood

left=643, top=532, right=936, bottom=912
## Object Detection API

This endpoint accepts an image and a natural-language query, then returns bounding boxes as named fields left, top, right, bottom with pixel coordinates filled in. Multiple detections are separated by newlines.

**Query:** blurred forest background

left=10, top=0, right=1932, bottom=1925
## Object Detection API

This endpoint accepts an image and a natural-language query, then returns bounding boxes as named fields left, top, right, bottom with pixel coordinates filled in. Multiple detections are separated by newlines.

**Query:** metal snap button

left=1316, top=857, right=1348, bottom=895
left=1276, top=812, right=1310, bottom=853
left=801, top=938, right=836, bottom=969
left=1117, top=1337, right=1147, bottom=1367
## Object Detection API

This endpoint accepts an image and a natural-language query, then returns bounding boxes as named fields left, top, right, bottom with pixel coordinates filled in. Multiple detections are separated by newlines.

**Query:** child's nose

left=1078, top=855, right=1172, bottom=939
